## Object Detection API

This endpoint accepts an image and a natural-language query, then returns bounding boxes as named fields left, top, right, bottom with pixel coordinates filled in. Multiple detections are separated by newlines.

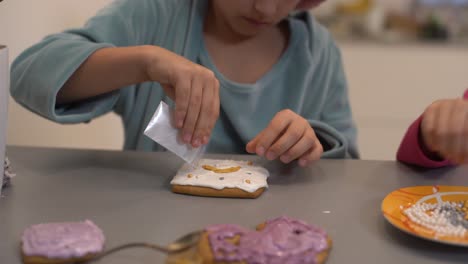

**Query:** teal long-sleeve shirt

left=11, top=0, right=359, bottom=158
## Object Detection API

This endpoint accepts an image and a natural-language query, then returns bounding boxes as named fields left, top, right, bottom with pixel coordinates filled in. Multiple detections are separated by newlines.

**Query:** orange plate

left=381, top=185, right=468, bottom=247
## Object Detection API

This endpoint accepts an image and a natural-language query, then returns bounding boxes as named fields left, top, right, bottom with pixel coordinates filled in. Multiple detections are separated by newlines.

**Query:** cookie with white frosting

left=171, top=159, right=269, bottom=198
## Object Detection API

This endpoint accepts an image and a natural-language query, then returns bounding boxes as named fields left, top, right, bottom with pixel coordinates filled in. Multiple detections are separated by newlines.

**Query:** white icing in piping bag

left=144, top=101, right=206, bottom=164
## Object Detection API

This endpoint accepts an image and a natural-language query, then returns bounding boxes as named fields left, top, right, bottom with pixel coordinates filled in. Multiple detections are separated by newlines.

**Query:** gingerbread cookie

left=167, top=216, right=332, bottom=264
left=171, top=159, right=269, bottom=199
left=21, top=220, right=105, bottom=264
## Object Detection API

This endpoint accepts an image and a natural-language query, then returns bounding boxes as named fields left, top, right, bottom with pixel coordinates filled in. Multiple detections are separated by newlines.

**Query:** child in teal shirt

left=11, top=0, right=359, bottom=166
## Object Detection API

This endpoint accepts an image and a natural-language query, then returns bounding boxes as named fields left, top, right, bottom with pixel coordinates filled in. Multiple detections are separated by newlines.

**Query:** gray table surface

left=1, top=146, right=468, bottom=263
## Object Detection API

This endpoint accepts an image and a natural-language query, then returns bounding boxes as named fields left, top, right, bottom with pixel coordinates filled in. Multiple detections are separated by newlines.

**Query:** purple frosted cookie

left=193, top=216, right=332, bottom=264
left=21, top=220, right=105, bottom=264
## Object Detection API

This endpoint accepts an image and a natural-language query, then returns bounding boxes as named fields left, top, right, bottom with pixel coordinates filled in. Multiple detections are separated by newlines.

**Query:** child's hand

left=246, top=110, right=323, bottom=167
left=145, top=46, right=220, bottom=147
left=421, top=98, right=468, bottom=164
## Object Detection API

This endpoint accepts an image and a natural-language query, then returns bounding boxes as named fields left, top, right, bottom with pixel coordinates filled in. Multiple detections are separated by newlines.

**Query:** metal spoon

left=88, top=230, right=202, bottom=262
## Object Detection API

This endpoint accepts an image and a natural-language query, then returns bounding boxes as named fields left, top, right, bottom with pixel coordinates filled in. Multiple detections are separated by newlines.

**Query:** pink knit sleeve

left=396, top=116, right=451, bottom=168
left=397, top=89, right=468, bottom=168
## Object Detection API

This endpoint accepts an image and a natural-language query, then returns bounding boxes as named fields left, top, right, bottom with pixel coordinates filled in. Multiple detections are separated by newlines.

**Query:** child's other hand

left=246, top=110, right=323, bottom=167
left=421, top=98, right=468, bottom=164
left=145, top=46, right=220, bottom=148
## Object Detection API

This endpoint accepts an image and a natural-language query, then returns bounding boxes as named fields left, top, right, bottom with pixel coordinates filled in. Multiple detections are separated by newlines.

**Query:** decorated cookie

left=171, top=159, right=269, bottom=198
left=21, top=220, right=105, bottom=264
left=167, top=216, right=332, bottom=264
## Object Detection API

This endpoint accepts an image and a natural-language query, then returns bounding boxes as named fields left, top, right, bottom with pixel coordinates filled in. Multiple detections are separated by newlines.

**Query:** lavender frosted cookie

left=21, top=220, right=105, bottom=264
left=168, top=216, right=332, bottom=264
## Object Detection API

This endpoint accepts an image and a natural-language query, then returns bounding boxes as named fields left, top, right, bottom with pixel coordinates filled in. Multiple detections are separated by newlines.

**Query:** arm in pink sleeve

left=396, top=116, right=452, bottom=168
left=397, top=89, right=468, bottom=168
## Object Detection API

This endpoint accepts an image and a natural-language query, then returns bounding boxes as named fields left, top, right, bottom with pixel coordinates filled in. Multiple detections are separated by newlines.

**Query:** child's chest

left=203, top=31, right=288, bottom=84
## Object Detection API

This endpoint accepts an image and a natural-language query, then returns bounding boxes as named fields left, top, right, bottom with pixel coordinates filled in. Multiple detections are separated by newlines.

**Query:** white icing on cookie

left=171, top=159, right=269, bottom=193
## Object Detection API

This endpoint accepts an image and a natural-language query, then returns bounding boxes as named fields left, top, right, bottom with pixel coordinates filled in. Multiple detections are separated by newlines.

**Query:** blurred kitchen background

left=1, top=0, right=467, bottom=160
left=313, top=0, right=468, bottom=44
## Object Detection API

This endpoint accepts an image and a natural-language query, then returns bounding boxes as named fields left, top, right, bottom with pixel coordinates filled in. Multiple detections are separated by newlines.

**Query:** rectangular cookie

left=171, top=159, right=269, bottom=199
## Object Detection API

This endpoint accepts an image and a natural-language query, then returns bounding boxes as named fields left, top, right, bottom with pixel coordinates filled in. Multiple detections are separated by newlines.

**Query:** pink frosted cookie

left=21, top=220, right=105, bottom=264
left=168, top=216, right=332, bottom=264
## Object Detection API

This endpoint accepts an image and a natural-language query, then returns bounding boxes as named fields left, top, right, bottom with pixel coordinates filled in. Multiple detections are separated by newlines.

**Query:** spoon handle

left=88, top=242, right=171, bottom=262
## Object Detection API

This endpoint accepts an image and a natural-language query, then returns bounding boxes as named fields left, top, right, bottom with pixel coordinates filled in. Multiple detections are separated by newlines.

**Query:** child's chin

left=239, top=29, right=263, bottom=37
left=297, top=0, right=326, bottom=10
left=235, top=24, right=272, bottom=38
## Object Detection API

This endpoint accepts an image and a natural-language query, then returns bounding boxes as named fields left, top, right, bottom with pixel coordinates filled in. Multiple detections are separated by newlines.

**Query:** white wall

left=1, top=0, right=467, bottom=160
left=342, top=42, right=468, bottom=160
left=0, top=0, right=123, bottom=151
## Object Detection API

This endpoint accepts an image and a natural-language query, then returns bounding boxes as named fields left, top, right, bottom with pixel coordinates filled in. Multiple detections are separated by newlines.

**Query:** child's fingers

left=246, top=135, right=260, bottom=154
left=246, top=126, right=264, bottom=153
left=246, top=131, right=265, bottom=154
left=254, top=111, right=293, bottom=157
left=452, top=153, right=468, bottom=165
left=435, top=101, right=453, bottom=155
left=192, top=77, right=217, bottom=147
left=459, top=150, right=468, bottom=164
left=450, top=105, right=468, bottom=163
left=280, top=129, right=317, bottom=164
left=174, top=78, right=191, bottom=129
left=421, top=104, right=438, bottom=152
left=182, top=77, right=203, bottom=144
left=450, top=147, right=468, bottom=165
left=446, top=101, right=466, bottom=159
left=298, top=141, right=323, bottom=167
left=462, top=117, right=468, bottom=163
left=266, top=120, right=306, bottom=161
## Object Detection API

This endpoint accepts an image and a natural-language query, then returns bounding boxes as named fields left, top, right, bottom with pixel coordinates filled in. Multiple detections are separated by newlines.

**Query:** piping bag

left=144, top=102, right=206, bottom=165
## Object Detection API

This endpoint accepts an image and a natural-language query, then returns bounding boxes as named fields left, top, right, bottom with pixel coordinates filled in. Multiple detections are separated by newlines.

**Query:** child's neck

left=204, top=8, right=249, bottom=44
left=203, top=9, right=289, bottom=84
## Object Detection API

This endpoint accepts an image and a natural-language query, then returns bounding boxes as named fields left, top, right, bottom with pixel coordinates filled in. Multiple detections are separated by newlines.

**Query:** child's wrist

left=139, top=45, right=162, bottom=83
